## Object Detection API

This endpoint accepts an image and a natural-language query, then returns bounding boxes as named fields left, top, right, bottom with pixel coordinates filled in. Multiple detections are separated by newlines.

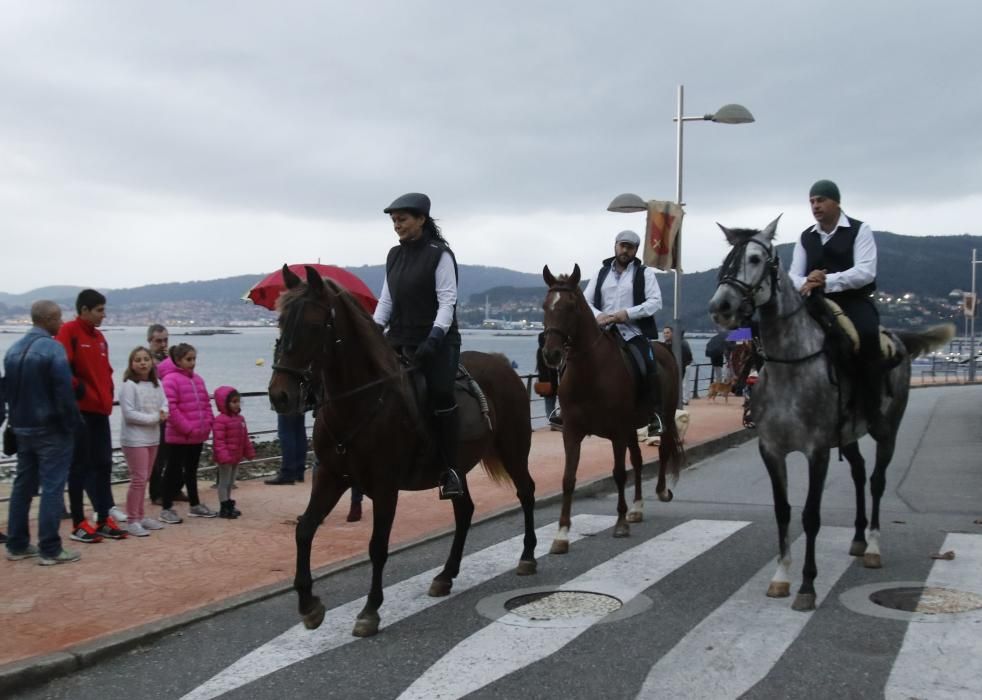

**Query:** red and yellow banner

left=643, top=200, right=684, bottom=272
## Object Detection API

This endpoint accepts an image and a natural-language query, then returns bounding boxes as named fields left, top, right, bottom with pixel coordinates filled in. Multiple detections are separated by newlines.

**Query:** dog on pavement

left=707, top=380, right=736, bottom=402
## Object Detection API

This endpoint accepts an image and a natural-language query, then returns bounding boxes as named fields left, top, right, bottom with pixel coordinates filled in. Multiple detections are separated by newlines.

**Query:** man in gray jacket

left=4, top=300, right=82, bottom=565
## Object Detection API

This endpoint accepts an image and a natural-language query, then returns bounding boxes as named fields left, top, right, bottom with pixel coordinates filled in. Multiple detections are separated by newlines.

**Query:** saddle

left=608, top=330, right=650, bottom=400
left=402, top=356, right=493, bottom=450
left=820, top=298, right=899, bottom=363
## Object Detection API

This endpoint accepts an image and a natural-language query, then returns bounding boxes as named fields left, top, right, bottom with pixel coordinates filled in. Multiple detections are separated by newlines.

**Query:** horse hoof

left=550, top=540, right=569, bottom=555
left=657, top=489, right=674, bottom=503
left=849, top=541, right=867, bottom=557
left=766, top=582, right=790, bottom=598
left=352, top=613, right=380, bottom=637
left=613, top=523, right=630, bottom=538
left=626, top=511, right=643, bottom=524
left=864, top=553, right=882, bottom=569
left=302, top=601, right=326, bottom=630
left=791, top=593, right=816, bottom=611
left=428, top=579, right=452, bottom=597
left=516, top=559, right=537, bottom=576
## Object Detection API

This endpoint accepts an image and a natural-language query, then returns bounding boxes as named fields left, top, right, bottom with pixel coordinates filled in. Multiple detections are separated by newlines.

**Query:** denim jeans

left=277, top=413, right=307, bottom=480
left=6, top=428, right=73, bottom=557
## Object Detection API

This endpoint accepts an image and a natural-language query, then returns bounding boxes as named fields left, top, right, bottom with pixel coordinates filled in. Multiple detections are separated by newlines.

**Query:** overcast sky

left=2, top=1, right=980, bottom=294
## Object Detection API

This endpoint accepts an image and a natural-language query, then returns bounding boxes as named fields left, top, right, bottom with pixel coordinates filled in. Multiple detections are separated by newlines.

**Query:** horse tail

left=658, top=413, right=685, bottom=484
left=480, top=453, right=513, bottom=486
left=896, top=323, right=956, bottom=359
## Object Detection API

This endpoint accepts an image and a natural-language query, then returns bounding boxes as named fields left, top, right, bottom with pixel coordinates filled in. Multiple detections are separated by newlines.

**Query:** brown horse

left=541, top=265, right=684, bottom=553
left=268, top=266, right=537, bottom=637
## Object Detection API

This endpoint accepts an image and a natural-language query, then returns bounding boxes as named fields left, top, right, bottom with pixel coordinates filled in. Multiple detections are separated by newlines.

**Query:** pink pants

left=123, top=445, right=159, bottom=521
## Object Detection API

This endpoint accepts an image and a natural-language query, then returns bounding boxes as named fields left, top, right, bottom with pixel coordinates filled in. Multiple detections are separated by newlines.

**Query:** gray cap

left=615, top=230, right=641, bottom=247
left=383, top=192, right=431, bottom=216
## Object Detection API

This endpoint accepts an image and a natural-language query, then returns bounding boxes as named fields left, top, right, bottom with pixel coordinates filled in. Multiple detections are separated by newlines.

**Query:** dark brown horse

left=268, top=266, right=537, bottom=637
left=540, top=265, right=684, bottom=554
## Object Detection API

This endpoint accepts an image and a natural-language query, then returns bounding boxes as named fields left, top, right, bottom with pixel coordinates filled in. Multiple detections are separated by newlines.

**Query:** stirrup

left=647, top=414, right=664, bottom=436
left=439, top=469, right=464, bottom=499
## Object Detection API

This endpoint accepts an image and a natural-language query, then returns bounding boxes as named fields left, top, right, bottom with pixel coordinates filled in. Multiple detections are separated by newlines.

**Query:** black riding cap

left=383, top=192, right=431, bottom=216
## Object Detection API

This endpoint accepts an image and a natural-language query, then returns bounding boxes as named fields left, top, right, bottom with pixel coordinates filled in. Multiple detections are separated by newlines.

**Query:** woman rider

left=372, top=193, right=464, bottom=499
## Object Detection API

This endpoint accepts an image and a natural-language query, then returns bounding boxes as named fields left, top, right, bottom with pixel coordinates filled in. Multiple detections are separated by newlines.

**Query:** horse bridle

left=542, top=284, right=606, bottom=359
left=716, top=238, right=782, bottom=322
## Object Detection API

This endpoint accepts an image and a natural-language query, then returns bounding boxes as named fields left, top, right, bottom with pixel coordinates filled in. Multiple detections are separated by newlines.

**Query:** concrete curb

left=0, top=427, right=755, bottom=695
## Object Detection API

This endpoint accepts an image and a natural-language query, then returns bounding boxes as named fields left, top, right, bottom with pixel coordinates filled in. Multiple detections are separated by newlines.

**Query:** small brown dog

left=707, top=380, right=735, bottom=402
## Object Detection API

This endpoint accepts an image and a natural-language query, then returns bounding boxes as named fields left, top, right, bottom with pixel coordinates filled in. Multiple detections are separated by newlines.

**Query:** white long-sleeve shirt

left=789, top=212, right=877, bottom=293
left=583, top=260, right=663, bottom=341
left=119, top=379, right=169, bottom=447
left=372, top=251, right=457, bottom=332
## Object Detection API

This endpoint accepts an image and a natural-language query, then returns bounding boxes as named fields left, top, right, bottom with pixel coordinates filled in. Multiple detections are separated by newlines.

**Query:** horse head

left=541, top=264, right=585, bottom=368
left=708, top=215, right=782, bottom=329
left=269, top=265, right=338, bottom=414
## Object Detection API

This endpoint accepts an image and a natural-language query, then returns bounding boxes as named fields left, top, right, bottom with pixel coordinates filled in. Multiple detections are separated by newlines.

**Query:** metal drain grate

left=870, top=586, right=982, bottom=615
left=505, top=591, right=623, bottom=620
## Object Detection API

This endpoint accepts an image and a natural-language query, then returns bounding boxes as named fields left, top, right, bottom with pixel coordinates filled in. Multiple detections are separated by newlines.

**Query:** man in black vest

left=583, top=230, right=665, bottom=434
left=789, top=179, right=887, bottom=439
left=373, top=192, right=464, bottom=499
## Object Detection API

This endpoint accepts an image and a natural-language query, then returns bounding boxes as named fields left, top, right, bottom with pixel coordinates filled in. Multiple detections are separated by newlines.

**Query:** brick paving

left=0, top=399, right=745, bottom=670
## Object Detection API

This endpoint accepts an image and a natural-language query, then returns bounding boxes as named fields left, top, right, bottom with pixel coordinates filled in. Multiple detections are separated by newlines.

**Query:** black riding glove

left=414, top=326, right=445, bottom=365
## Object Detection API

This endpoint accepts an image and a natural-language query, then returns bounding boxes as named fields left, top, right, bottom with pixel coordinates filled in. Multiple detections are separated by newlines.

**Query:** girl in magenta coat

left=158, top=343, right=216, bottom=522
left=212, top=385, right=254, bottom=518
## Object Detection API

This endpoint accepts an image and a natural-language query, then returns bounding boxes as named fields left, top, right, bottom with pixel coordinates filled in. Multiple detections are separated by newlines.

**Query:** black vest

left=800, top=216, right=876, bottom=301
left=385, top=234, right=461, bottom=347
left=592, top=257, right=658, bottom=339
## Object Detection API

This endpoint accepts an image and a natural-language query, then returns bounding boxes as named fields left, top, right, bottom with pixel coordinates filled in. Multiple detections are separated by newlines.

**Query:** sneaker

left=126, top=521, right=150, bottom=537
left=108, top=506, right=128, bottom=522
left=6, top=544, right=40, bottom=561
left=96, top=516, right=128, bottom=540
left=141, top=517, right=165, bottom=530
left=39, top=548, right=81, bottom=566
left=188, top=504, right=218, bottom=518
left=159, top=509, right=183, bottom=524
left=70, top=521, right=104, bottom=543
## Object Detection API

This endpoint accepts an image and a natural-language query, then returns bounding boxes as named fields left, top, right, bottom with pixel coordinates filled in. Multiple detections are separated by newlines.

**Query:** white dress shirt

left=373, top=250, right=458, bottom=332
left=583, top=260, right=663, bottom=341
left=789, top=212, right=877, bottom=293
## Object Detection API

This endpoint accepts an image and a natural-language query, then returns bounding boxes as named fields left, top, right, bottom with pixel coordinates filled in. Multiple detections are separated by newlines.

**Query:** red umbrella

left=244, top=264, right=378, bottom=314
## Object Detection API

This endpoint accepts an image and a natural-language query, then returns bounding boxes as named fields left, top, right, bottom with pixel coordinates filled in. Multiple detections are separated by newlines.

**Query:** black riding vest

left=592, top=257, right=658, bottom=339
left=385, top=234, right=461, bottom=347
left=800, top=216, right=876, bottom=301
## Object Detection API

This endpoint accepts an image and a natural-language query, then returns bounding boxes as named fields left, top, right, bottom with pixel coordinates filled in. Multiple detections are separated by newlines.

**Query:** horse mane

left=277, top=279, right=400, bottom=376
left=726, top=227, right=764, bottom=244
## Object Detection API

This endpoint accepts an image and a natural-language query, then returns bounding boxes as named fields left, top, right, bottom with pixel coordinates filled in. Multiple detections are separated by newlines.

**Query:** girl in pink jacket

left=212, top=385, right=255, bottom=519
left=159, top=343, right=216, bottom=523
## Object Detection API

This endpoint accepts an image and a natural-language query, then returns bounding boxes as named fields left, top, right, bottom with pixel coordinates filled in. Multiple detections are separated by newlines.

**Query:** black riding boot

left=435, top=406, right=463, bottom=499
left=860, top=363, right=888, bottom=442
left=644, top=350, right=664, bottom=436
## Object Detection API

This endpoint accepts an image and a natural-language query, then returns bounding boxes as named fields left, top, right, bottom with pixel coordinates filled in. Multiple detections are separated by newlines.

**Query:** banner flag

left=643, top=200, right=684, bottom=272
left=964, top=292, right=977, bottom=318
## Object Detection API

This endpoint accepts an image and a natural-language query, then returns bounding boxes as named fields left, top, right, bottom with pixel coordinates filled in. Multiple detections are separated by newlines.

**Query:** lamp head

left=710, top=103, right=755, bottom=124
left=607, top=193, right=648, bottom=213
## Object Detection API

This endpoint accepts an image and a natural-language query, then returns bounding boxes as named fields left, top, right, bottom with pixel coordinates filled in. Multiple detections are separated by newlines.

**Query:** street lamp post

left=609, top=85, right=754, bottom=408
left=969, top=248, right=981, bottom=382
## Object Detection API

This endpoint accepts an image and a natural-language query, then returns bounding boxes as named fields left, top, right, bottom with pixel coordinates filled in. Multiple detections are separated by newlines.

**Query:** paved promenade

left=0, top=400, right=748, bottom=681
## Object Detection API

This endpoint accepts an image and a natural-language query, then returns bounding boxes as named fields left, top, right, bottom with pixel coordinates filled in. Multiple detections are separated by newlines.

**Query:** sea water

left=0, top=326, right=708, bottom=445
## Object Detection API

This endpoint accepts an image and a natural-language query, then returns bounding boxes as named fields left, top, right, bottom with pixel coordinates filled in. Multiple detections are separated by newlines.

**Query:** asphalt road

left=21, top=385, right=982, bottom=700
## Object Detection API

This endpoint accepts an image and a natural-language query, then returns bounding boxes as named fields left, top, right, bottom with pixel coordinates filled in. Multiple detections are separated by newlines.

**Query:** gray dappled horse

left=708, top=218, right=954, bottom=611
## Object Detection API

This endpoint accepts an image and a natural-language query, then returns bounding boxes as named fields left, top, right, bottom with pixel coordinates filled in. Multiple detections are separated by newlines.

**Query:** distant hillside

left=1, top=232, right=978, bottom=330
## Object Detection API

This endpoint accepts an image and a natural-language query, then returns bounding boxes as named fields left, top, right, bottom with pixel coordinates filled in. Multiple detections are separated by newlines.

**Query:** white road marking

left=181, top=514, right=618, bottom=700
left=636, top=526, right=855, bottom=700
left=885, top=532, right=982, bottom=700
left=397, top=519, right=750, bottom=700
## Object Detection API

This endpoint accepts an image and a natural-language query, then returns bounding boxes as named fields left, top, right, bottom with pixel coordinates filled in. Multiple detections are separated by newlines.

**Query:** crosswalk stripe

left=181, top=514, right=619, bottom=700
left=396, top=519, right=750, bottom=700
left=635, top=526, right=855, bottom=699
left=885, top=532, right=982, bottom=700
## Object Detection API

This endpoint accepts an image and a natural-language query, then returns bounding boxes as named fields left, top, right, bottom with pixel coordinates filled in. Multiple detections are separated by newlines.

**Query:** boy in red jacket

left=56, top=289, right=127, bottom=541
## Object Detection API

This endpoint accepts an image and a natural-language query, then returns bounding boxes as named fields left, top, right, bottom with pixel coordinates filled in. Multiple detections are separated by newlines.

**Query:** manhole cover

left=870, top=586, right=982, bottom=615
left=504, top=591, right=623, bottom=620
